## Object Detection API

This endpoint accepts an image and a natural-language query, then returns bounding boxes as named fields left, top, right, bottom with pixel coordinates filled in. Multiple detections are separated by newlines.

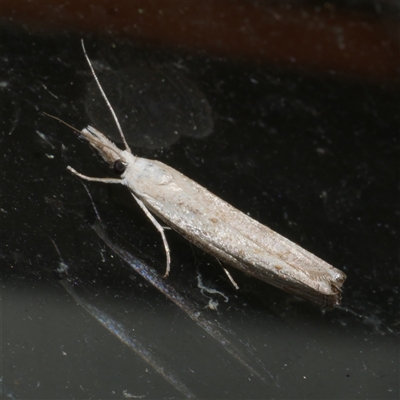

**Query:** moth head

left=81, top=125, right=128, bottom=168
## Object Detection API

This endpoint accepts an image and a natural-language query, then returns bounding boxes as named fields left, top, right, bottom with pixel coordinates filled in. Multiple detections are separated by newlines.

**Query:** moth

left=54, top=40, right=346, bottom=308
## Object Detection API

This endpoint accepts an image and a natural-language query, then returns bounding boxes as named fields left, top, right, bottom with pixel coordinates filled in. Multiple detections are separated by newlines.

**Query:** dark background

left=1, top=1, right=399, bottom=398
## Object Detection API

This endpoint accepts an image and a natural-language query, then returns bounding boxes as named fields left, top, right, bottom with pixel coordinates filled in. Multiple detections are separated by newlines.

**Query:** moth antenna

left=42, top=112, right=81, bottom=133
left=43, top=112, right=124, bottom=160
left=80, top=39, right=131, bottom=153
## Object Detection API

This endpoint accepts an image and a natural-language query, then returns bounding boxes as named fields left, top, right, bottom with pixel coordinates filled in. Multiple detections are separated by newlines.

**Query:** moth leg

left=216, top=259, right=239, bottom=290
left=131, top=193, right=171, bottom=278
left=223, top=268, right=239, bottom=290
left=67, top=166, right=122, bottom=184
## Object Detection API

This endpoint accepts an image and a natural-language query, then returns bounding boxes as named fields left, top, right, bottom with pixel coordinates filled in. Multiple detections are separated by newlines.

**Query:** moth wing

left=129, top=159, right=345, bottom=306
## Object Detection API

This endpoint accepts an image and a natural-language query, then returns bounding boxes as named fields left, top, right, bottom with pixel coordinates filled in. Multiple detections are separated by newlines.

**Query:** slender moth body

left=63, top=41, right=346, bottom=308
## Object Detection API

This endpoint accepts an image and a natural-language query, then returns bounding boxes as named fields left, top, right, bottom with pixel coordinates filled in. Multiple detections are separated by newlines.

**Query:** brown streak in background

left=2, top=0, right=398, bottom=81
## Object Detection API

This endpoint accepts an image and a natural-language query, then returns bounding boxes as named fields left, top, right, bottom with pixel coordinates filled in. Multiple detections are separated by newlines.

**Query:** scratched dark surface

left=1, top=1, right=399, bottom=399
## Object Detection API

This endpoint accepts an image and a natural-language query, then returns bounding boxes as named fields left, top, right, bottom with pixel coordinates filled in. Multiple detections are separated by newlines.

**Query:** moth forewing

left=119, top=158, right=346, bottom=307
